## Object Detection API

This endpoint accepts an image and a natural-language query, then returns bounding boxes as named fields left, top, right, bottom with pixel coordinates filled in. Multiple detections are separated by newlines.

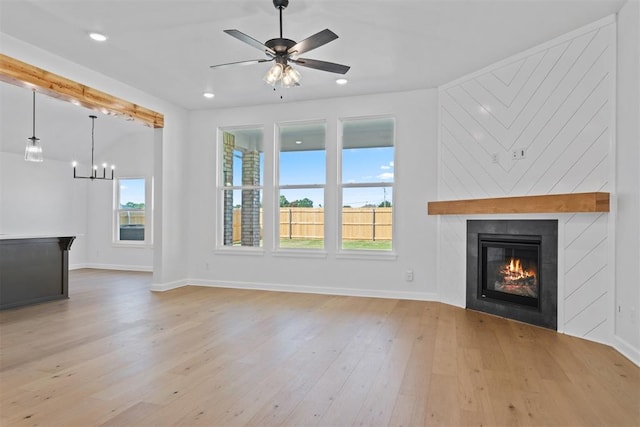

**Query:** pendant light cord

left=32, top=90, right=36, bottom=138
left=90, top=115, right=96, bottom=169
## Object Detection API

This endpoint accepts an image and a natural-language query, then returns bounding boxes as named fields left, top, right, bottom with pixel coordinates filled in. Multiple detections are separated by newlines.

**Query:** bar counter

left=0, top=235, right=75, bottom=310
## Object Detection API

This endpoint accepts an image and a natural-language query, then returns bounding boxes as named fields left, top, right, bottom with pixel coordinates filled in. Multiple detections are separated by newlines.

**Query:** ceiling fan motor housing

left=273, top=0, right=289, bottom=9
left=265, top=38, right=296, bottom=55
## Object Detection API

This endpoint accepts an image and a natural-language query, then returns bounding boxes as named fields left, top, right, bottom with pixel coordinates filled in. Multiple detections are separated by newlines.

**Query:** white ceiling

left=0, top=0, right=627, bottom=160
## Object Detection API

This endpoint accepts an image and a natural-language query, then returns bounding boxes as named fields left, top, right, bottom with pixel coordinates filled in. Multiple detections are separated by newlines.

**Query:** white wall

left=85, top=130, right=155, bottom=271
left=0, top=34, right=190, bottom=285
left=183, top=89, right=439, bottom=300
left=436, top=17, right=617, bottom=344
left=0, top=152, right=88, bottom=268
left=614, top=0, right=640, bottom=364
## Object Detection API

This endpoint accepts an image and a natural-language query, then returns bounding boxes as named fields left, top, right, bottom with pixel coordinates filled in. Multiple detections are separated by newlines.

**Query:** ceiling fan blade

left=224, top=29, right=276, bottom=55
left=210, top=58, right=273, bottom=70
left=287, top=29, right=338, bottom=55
left=292, top=58, right=350, bottom=74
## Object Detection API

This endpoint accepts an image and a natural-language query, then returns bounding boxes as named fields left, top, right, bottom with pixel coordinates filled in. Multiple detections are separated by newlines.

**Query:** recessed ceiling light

left=295, top=140, right=303, bottom=145
left=89, top=32, right=108, bottom=42
left=336, top=78, right=348, bottom=85
left=203, top=92, right=215, bottom=99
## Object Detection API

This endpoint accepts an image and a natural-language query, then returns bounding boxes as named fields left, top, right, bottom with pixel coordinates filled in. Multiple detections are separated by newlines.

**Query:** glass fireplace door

left=480, top=236, right=541, bottom=308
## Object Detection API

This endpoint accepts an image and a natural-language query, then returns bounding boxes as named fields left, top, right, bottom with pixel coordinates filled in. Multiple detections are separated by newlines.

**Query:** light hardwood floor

left=1, top=269, right=638, bottom=426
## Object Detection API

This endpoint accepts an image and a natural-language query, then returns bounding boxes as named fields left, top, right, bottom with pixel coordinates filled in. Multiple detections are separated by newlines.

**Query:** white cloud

left=377, top=172, right=394, bottom=180
left=380, top=165, right=391, bottom=170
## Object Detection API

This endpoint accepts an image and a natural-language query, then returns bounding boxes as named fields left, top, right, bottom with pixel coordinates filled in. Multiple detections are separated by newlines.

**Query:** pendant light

left=24, top=90, right=43, bottom=162
left=72, top=115, right=115, bottom=180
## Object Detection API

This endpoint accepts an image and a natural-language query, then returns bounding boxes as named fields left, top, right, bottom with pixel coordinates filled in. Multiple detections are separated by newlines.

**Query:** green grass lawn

left=279, top=238, right=392, bottom=250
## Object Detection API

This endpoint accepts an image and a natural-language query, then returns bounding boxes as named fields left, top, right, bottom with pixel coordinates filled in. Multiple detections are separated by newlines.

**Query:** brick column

left=222, top=132, right=234, bottom=245
left=241, top=150, right=260, bottom=246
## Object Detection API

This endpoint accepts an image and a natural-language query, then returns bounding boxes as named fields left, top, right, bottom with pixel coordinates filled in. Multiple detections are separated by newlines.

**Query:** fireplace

left=480, top=234, right=540, bottom=307
left=467, top=220, right=557, bottom=329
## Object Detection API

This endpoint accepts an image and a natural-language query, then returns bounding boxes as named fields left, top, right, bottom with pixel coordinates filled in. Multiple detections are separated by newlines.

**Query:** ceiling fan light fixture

left=211, top=1, right=348, bottom=89
left=264, top=63, right=284, bottom=85
left=281, top=65, right=301, bottom=88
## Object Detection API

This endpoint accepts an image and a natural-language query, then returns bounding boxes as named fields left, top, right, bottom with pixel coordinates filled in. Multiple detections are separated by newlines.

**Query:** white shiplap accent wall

left=436, top=17, right=615, bottom=344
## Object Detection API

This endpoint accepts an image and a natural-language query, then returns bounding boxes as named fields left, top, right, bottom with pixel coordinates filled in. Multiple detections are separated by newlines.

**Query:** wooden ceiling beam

left=0, top=53, right=164, bottom=128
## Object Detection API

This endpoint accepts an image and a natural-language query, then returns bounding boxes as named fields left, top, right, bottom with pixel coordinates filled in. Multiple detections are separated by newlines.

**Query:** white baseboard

left=186, top=278, right=439, bottom=302
left=79, top=263, right=153, bottom=272
left=613, top=335, right=640, bottom=367
left=151, top=279, right=190, bottom=292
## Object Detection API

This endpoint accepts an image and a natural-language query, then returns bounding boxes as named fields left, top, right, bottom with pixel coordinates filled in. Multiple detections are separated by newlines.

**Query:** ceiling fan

left=209, top=0, right=350, bottom=87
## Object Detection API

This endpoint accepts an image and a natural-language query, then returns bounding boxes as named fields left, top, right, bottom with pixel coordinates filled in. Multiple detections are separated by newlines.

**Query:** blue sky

left=119, top=178, right=145, bottom=206
left=231, top=146, right=394, bottom=207
left=280, top=147, right=394, bottom=207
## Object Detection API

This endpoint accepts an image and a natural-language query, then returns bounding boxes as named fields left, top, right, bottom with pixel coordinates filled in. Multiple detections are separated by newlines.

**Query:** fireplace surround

left=467, top=220, right=558, bottom=329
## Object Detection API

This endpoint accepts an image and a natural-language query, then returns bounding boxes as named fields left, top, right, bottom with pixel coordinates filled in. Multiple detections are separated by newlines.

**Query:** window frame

left=337, top=115, right=397, bottom=257
left=216, top=125, right=265, bottom=252
left=275, top=120, right=328, bottom=253
left=113, top=176, right=152, bottom=246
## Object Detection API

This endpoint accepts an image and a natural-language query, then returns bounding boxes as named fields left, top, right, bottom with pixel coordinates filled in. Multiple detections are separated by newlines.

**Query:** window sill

left=336, top=250, right=397, bottom=261
left=112, top=242, right=153, bottom=249
left=214, top=246, right=265, bottom=256
left=272, top=249, right=328, bottom=259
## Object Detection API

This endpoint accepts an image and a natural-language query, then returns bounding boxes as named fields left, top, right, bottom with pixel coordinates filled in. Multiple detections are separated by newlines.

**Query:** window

left=340, top=117, right=395, bottom=251
left=219, top=127, right=264, bottom=247
left=116, top=178, right=146, bottom=242
left=277, top=121, right=326, bottom=249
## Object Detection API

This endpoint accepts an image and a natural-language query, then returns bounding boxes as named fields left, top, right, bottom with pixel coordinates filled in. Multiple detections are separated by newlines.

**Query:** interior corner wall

left=614, top=0, right=640, bottom=364
left=436, top=17, right=617, bottom=345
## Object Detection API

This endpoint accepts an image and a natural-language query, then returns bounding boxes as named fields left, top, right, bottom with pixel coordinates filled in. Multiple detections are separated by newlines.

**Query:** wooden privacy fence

left=118, top=210, right=145, bottom=225
left=342, top=208, right=392, bottom=241
left=232, top=208, right=392, bottom=241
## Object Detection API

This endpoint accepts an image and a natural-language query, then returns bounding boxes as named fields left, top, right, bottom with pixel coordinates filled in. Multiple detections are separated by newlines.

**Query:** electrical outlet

left=405, top=270, right=414, bottom=282
left=492, top=153, right=499, bottom=163
left=512, top=148, right=526, bottom=160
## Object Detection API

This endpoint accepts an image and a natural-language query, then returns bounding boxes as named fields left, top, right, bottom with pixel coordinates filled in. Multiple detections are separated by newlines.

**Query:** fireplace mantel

left=427, top=192, right=609, bottom=215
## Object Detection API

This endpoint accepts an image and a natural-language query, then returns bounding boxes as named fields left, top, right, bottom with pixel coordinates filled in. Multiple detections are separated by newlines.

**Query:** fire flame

left=501, top=257, right=536, bottom=282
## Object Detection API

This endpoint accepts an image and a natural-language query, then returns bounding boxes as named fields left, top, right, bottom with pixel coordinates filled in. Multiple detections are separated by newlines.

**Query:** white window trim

left=216, top=125, right=265, bottom=251
left=275, top=120, right=328, bottom=252
left=337, top=115, right=396, bottom=256
left=113, top=176, right=152, bottom=247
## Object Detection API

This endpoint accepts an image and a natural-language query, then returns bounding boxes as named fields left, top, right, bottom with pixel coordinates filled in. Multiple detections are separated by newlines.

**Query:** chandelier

left=72, top=115, right=115, bottom=180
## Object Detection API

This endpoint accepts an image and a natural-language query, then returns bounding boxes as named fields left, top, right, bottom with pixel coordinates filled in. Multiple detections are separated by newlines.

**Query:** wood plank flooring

left=1, top=269, right=638, bottom=426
